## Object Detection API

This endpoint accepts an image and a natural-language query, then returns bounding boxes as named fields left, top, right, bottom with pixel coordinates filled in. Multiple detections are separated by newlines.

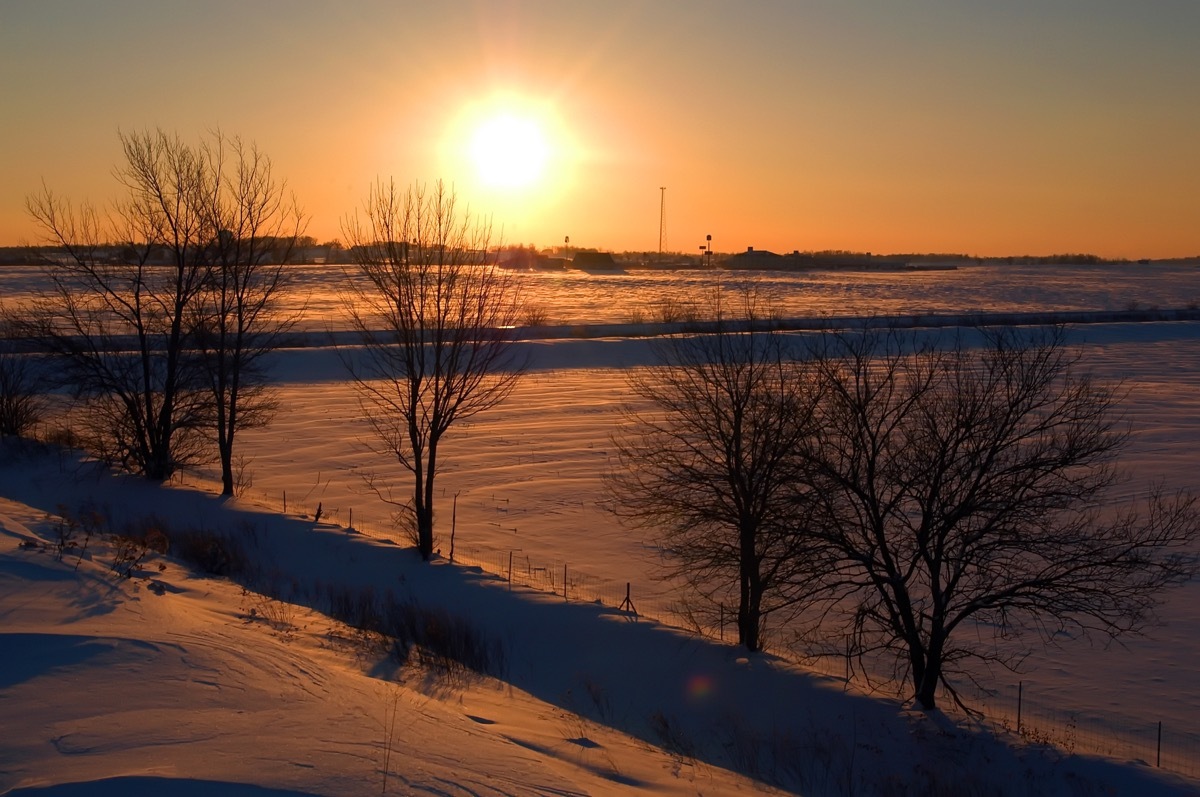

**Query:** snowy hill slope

left=3, top=443, right=1198, bottom=796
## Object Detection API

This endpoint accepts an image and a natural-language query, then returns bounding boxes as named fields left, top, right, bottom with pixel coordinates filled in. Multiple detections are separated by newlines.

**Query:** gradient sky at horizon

left=2, top=0, right=1198, bottom=258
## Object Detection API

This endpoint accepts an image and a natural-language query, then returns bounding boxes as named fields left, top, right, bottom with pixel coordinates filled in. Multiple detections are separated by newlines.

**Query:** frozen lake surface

left=6, top=260, right=1200, bottom=329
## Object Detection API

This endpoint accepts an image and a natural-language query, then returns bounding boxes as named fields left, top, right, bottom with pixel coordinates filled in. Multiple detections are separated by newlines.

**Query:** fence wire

left=230, top=475, right=1200, bottom=783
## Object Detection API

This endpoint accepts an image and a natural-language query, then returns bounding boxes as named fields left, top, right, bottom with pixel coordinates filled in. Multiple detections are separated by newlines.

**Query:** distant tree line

left=0, top=237, right=344, bottom=267
left=5, top=240, right=1191, bottom=271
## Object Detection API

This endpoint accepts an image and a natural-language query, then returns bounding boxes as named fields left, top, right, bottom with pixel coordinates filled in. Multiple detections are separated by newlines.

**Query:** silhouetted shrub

left=0, top=314, right=45, bottom=437
left=172, top=528, right=251, bottom=577
left=321, top=583, right=505, bottom=678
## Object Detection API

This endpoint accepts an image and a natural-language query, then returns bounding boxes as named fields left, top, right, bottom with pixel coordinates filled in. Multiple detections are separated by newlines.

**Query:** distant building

left=722, top=247, right=784, bottom=270
left=570, top=251, right=624, bottom=273
left=497, top=249, right=567, bottom=270
left=723, top=246, right=910, bottom=271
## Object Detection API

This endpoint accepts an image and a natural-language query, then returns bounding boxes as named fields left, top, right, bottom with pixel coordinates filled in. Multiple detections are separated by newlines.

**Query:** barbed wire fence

left=202, top=470, right=1200, bottom=782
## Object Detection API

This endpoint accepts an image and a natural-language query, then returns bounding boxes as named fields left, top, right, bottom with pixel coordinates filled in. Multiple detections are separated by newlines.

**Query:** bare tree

left=25, top=129, right=300, bottom=484
left=342, top=180, right=526, bottom=560
left=609, top=291, right=823, bottom=651
left=800, top=326, right=1200, bottom=710
left=26, top=130, right=213, bottom=479
left=194, top=134, right=305, bottom=496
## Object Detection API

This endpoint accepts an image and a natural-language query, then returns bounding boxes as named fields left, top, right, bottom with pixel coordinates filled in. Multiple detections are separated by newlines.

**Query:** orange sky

left=2, top=1, right=1198, bottom=259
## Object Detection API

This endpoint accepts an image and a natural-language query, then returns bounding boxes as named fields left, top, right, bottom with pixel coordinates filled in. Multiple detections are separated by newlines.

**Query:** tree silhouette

left=610, top=290, right=824, bottom=651
left=342, top=180, right=526, bottom=560
left=800, top=327, right=1200, bottom=710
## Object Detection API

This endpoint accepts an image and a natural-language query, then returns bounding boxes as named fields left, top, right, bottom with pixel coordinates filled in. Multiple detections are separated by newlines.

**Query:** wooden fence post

left=450, top=492, right=458, bottom=562
left=619, top=582, right=638, bottom=618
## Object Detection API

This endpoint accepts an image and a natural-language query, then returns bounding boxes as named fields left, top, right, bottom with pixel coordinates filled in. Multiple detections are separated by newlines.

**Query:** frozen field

left=231, top=322, right=1200, bottom=743
left=5, top=261, right=1200, bottom=792
left=6, top=260, right=1200, bottom=329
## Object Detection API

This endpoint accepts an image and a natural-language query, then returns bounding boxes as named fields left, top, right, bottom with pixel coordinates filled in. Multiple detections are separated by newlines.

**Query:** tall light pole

left=658, top=186, right=666, bottom=261
left=706, top=233, right=712, bottom=268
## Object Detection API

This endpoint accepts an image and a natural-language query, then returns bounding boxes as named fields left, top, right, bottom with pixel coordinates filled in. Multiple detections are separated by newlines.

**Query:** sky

left=2, top=0, right=1199, bottom=259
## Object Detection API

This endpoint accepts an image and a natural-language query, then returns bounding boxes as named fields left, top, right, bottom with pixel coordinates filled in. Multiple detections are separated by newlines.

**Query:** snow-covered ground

left=3, top=443, right=1198, bottom=796
left=6, top=261, right=1200, bottom=329
left=0, top=484, right=795, bottom=797
left=5, top=262, right=1200, bottom=794
left=235, top=321, right=1200, bottom=740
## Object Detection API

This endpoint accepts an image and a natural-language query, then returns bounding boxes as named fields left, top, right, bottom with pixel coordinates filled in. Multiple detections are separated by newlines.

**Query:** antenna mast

left=658, top=186, right=667, bottom=260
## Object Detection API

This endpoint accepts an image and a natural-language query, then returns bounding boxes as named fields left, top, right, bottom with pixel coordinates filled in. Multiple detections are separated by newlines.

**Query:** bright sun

left=469, top=113, right=549, bottom=190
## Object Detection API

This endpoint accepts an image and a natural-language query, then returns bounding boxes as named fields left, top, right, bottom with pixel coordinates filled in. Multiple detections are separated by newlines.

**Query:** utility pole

left=658, top=186, right=667, bottom=261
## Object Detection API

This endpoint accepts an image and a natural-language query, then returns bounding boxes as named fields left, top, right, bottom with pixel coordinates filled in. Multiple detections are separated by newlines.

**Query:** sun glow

left=470, top=113, right=549, bottom=190
left=439, top=91, right=581, bottom=239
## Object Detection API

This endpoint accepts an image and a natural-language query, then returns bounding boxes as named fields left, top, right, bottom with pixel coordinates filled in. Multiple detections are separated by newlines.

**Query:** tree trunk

left=219, top=441, right=234, bottom=496
left=913, top=650, right=940, bottom=710
left=914, top=680, right=938, bottom=711
left=219, top=392, right=236, bottom=496
left=418, top=440, right=439, bottom=560
left=145, top=437, right=172, bottom=482
left=737, top=521, right=762, bottom=652
left=738, top=598, right=761, bottom=652
left=416, top=503, right=435, bottom=561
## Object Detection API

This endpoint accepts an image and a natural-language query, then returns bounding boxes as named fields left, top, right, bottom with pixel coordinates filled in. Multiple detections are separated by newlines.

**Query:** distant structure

left=497, top=248, right=567, bottom=271
left=571, top=250, right=625, bottom=274
left=724, top=247, right=913, bottom=271
left=724, top=247, right=785, bottom=270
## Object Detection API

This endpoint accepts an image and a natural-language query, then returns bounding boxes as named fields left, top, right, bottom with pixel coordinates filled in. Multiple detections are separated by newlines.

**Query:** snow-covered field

left=240, top=323, right=1200, bottom=760
left=6, top=260, right=1200, bottom=329
left=4, top=442, right=1198, bottom=797
left=5, top=262, right=1200, bottom=795
left=0, top=481, right=802, bottom=797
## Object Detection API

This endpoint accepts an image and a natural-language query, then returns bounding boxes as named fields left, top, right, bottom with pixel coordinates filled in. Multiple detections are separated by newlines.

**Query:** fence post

left=450, top=492, right=458, bottom=563
left=1017, top=681, right=1023, bottom=735
left=283, top=490, right=287, bottom=514
left=349, top=507, right=353, bottom=531
left=845, top=634, right=851, bottom=683
left=1157, top=721, right=1162, bottom=768
left=508, top=551, right=513, bottom=589
left=619, top=582, right=637, bottom=618
left=563, top=563, right=568, bottom=600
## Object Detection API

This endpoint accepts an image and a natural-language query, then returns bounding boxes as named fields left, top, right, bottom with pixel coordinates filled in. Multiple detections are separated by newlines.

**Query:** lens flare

left=685, top=673, right=715, bottom=703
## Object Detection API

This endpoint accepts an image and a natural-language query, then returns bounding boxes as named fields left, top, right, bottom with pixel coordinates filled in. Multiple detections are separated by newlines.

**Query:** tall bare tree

left=194, top=134, right=305, bottom=495
left=342, top=180, right=526, bottom=560
left=800, top=326, right=1200, bottom=710
left=26, top=130, right=213, bottom=479
left=609, top=291, right=824, bottom=651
